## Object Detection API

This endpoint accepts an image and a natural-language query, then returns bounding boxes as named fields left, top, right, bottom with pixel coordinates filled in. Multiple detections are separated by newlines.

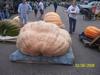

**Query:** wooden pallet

left=9, top=47, right=75, bottom=65
left=89, top=36, right=100, bottom=50
left=79, top=33, right=100, bottom=50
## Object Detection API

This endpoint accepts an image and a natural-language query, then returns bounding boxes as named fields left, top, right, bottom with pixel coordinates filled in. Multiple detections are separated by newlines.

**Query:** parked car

left=59, top=2, right=71, bottom=9
left=79, top=1, right=100, bottom=14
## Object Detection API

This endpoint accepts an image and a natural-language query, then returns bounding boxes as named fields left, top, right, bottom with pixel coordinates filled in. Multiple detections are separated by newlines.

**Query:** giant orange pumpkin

left=84, top=26, right=100, bottom=39
left=17, top=21, right=71, bottom=56
left=43, top=12, right=64, bottom=28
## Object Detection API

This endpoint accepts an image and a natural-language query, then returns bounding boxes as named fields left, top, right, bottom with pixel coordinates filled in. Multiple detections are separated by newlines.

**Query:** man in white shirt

left=18, top=0, right=32, bottom=26
left=38, top=0, right=44, bottom=18
left=67, top=1, right=80, bottom=34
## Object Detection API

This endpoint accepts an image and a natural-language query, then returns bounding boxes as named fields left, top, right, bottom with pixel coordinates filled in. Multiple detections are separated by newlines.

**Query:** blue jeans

left=20, top=13, right=28, bottom=25
left=5, top=10, right=10, bottom=19
left=69, top=17, right=76, bottom=33
left=54, top=4, right=57, bottom=12
left=0, top=11, right=5, bottom=20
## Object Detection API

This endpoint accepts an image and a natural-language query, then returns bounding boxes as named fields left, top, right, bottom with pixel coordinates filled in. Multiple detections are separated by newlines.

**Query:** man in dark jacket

left=53, top=0, right=58, bottom=12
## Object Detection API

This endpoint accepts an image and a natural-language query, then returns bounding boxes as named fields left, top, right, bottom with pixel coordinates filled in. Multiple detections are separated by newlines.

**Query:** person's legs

left=5, top=10, right=10, bottom=19
left=2, top=11, right=5, bottom=20
left=72, top=18, right=76, bottom=32
left=55, top=6, right=57, bottom=12
left=69, top=17, right=73, bottom=34
left=23, top=14, right=28, bottom=25
left=6, top=10, right=10, bottom=19
left=34, top=9, right=38, bottom=17
left=0, top=12, right=3, bottom=20
left=20, top=14, right=24, bottom=26
left=40, top=9, right=44, bottom=19
left=20, top=17, right=24, bottom=26
left=54, top=5, right=57, bottom=12
left=0, top=12, right=2, bottom=20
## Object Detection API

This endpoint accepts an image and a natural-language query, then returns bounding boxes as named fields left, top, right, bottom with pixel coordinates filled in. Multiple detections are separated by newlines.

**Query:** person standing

left=53, top=0, right=58, bottom=12
left=0, top=3, right=5, bottom=20
left=4, top=3, right=10, bottom=19
left=33, top=1, right=38, bottom=17
left=38, top=0, right=44, bottom=19
left=18, top=0, right=32, bottom=26
left=67, top=1, right=80, bottom=34
left=0, top=6, right=4, bottom=20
